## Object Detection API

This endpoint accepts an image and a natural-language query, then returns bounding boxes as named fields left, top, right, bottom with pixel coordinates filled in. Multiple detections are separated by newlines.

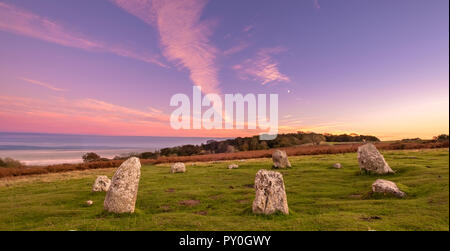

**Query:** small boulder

left=104, top=157, right=141, bottom=213
left=86, top=200, right=93, bottom=206
left=333, top=163, right=342, bottom=169
left=228, top=164, right=239, bottom=169
left=92, top=175, right=111, bottom=192
left=372, top=179, right=405, bottom=198
left=272, top=150, right=291, bottom=169
left=252, top=169, right=289, bottom=215
left=171, top=162, right=186, bottom=173
left=358, top=143, right=394, bottom=174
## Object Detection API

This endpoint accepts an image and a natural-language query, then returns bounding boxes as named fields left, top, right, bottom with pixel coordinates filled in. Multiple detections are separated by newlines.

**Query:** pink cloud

left=233, top=47, right=290, bottom=85
left=0, top=2, right=166, bottom=67
left=111, top=0, right=220, bottom=94
left=223, top=41, right=250, bottom=56
left=0, top=95, right=264, bottom=137
left=314, top=0, right=321, bottom=9
left=18, top=77, right=67, bottom=92
left=0, top=94, right=179, bottom=136
left=0, top=95, right=168, bottom=125
left=148, top=106, right=163, bottom=113
left=243, top=25, right=254, bottom=33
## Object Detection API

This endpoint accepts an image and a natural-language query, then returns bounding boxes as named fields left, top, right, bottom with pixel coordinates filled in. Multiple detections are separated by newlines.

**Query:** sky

left=0, top=0, right=448, bottom=140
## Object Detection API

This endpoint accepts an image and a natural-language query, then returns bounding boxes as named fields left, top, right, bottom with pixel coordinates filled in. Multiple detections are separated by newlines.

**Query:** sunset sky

left=0, top=0, right=448, bottom=140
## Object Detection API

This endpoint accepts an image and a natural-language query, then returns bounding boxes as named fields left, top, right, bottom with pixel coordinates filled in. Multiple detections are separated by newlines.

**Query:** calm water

left=0, top=132, right=224, bottom=166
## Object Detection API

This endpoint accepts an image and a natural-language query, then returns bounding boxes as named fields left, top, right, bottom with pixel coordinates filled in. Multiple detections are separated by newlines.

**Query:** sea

left=0, top=132, right=224, bottom=166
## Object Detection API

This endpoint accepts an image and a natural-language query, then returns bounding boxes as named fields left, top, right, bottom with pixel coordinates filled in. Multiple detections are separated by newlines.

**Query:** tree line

left=98, top=132, right=381, bottom=161
left=80, top=132, right=450, bottom=162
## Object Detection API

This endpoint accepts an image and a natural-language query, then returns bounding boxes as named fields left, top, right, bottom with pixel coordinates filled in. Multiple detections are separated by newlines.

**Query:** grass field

left=0, top=148, right=448, bottom=231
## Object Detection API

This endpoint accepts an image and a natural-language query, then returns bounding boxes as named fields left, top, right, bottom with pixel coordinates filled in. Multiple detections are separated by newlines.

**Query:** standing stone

left=104, top=157, right=141, bottom=213
left=372, top=179, right=406, bottom=198
left=92, top=175, right=111, bottom=192
left=272, top=150, right=291, bottom=169
left=357, top=143, right=394, bottom=174
left=228, top=164, right=239, bottom=169
left=252, top=169, right=289, bottom=215
left=171, top=162, right=186, bottom=173
left=333, top=163, right=342, bottom=169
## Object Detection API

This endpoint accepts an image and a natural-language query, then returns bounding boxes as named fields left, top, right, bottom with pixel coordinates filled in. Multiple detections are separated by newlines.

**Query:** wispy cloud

left=0, top=95, right=168, bottom=121
left=75, top=98, right=168, bottom=122
left=0, top=2, right=166, bottom=67
left=243, top=25, right=254, bottom=33
left=223, top=24, right=254, bottom=56
left=233, top=47, right=290, bottom=85
left=148, top=106, right=163, bottom=113
left=0, top=95, right=258, bottom=137
left=0, top=97, right=172, bottom=136
left=314, top=0, right=321, bottom=9
left=223, top=41, right=250, bottom=56
left=19, top=77, right=67, bottom=92
left=111, top=0, right=220, bottom=94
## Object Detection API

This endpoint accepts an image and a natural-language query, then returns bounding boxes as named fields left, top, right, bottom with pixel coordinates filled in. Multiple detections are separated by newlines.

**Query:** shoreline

left=0, top=148, right=151, bottom=166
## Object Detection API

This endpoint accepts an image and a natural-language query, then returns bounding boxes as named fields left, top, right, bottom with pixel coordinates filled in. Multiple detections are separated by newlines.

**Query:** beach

left=0, top=132, right=224, bottom=166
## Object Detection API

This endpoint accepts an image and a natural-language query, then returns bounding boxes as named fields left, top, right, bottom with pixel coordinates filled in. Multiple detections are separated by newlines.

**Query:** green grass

left=0, top=148, right=448, bottom=231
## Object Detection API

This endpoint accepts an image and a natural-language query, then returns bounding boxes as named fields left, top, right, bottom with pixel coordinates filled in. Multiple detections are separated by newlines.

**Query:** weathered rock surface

left=171, top=162, right=186, bottom=173
left=357, top=143, right=394, bottom=174
left=252, top=169, right=289, bottom=215
left=372, top=179, right=405, bottom=198
left=272, top=150, right=291, bottom=169
left=92, top=175, right=111, bottom=192
left=104, top=157, right=141, bottom=213
left=228, top=164, right=239, bottom=169
left=333, top=163, right=342, bottom=169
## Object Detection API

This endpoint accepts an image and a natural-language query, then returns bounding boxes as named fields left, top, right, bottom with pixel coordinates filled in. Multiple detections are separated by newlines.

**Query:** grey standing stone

left=272, top=150, right=291, bottom=169
left=92, top=175, right=111, bottom=192
left=333, top=163, right=342, bottom=169
left=104, top=157, right=141, bottom=213
left=372, top=179, right=405, bottom=198
left=252, top=169, right=289, bottom=215
left=357, top=143, right=394, bottom=174
left=171, top=162, right=186, bottom=173
left=228, top=164, right=239, bottom=169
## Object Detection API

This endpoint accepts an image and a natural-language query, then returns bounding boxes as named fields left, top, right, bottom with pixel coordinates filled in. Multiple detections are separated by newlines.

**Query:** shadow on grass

left=354, top=170, right=398, bottom=177
left=361, top=191, right=409, bottom=200
left=241, top=206, right=296, bottom=220
left=95, top=208, right=144, bottom=219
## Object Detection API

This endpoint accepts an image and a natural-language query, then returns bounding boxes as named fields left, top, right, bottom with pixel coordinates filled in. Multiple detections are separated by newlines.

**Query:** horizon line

left=0, top=130, right=439, bottom=141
